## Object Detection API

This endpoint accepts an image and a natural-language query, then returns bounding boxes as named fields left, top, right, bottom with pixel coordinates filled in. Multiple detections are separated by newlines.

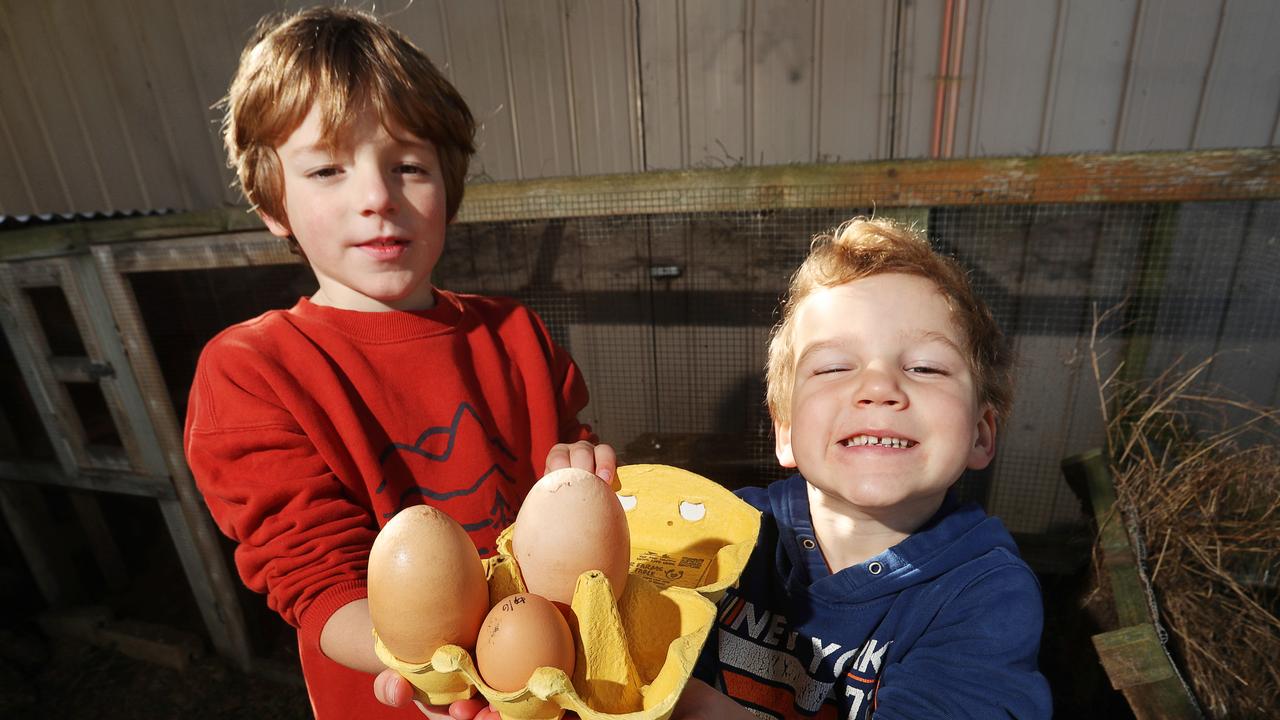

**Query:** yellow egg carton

left=374, top=464, right=761, bottom=720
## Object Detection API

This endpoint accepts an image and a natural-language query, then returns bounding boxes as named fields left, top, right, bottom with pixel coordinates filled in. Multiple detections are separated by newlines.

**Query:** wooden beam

left=93, top=246, right=256, bottom=671
left=1061, top=450, right=1203, bottom=719
left=0, top=209, right=263, bottom=262
left=48, top=355, right=114, bottom=383
left=1061, top=449, right=1151, bottom=627
left=107, top=230, right=291, bottom=274
left=1, top=149, right=1277, bottom=260
left=456, top=149, right=1280, bottom=222
left=0, top=459, right=175, bottom=499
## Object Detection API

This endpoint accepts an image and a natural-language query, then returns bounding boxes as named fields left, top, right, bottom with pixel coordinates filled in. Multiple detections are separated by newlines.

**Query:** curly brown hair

left=766, top=216, right=1014, bottom=426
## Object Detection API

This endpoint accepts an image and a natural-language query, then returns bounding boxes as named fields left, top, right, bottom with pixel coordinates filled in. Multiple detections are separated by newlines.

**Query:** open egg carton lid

left=376, top=464, right=761, bottom=720
left=612, top=464, right=761, bottom=599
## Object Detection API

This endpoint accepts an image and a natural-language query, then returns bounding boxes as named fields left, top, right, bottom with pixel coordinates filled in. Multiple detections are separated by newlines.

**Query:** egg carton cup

left=374, top=464, right=761, bottom=720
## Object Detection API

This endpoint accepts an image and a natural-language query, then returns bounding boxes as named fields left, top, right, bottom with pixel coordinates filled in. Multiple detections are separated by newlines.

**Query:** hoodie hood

left=752, top=474, right=1023, bottom=605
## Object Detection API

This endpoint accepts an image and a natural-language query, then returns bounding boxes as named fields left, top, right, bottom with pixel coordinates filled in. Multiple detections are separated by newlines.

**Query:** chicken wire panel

left=441, top=198, right=1280, bottom=535
left=104, top=196, right=1279, bottom=535
left=437, top=209, right=860, bottom=490
left=932, top=200, right=1280, bottom=533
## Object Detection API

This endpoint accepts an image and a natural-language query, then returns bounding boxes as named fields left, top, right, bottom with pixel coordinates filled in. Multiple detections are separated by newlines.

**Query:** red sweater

left=184, top=290, right=594, bottom=718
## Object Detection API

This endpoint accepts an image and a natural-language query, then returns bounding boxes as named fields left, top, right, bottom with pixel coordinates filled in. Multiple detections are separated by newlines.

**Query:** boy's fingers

left=410, top=699, right=458, bottom=719
left=568, top=441, right=596, bottom=472
left=373, top=669, right=405, bottom=706
left=447, top=698, right=491, bottom=719
left=544, top=445, right=571, bottom=474
left=594, top=443, right=618, bottom=488
left=377, top=671, right=465, bottom=720
left=543, top=442, right=616, bottom=487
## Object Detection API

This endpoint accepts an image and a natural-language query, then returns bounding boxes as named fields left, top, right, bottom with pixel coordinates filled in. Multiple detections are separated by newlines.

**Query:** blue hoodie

left=695, top=474, right=1052, bottom=719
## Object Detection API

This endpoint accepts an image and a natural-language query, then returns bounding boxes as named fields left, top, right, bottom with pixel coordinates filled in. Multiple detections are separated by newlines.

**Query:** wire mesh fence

left=7, top=163, right=1276, bottom=539
left=436, top=197, right=1280, bottom=535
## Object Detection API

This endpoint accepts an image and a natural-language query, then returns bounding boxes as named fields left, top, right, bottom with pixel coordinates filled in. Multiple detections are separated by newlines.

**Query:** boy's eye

left=813, top=366, right=848, bottom=376
left=307, top=167, right=341, bottom=179
left=906, top=365, right=946, bottom=376
left=396, top=163, right=429, bottom=175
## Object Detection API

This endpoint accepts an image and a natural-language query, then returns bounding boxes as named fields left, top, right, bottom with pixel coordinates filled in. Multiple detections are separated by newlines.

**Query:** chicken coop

left=1, top=1, right=1278, bottom=717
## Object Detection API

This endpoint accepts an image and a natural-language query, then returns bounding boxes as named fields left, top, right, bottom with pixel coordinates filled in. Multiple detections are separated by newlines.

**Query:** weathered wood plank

left=4, top=151, right=1278, bottom=261
left=1092, top=623, right=1177, bottom=689
left=1061, top=450, right=1204, bottom=719
left=93, top=245, right=255, bottom=671
left=1061, top=450, right=1149, bottom=626
left=0, top=209, right=263, bottom=262
left=0, top=460, right=174, bottom=498
left=457, top=150, right=1280, bottom=221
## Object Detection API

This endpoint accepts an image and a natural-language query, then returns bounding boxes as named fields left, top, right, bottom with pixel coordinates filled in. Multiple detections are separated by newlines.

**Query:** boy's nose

left=358, top=171, right=396, bottom=216
left=854, top=367, right=906, bottom=408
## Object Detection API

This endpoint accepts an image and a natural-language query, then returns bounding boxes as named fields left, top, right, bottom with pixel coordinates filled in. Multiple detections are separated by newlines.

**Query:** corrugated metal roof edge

left=0, top=209, right=176, bottom=231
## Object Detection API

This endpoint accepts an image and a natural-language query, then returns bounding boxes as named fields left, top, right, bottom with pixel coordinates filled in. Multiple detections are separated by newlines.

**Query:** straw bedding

left=1088, top=320, right=1280, bottom=718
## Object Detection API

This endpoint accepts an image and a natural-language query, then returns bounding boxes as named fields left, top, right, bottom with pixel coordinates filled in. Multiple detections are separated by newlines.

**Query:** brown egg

left=513, top=467, right=630, bottom=605
left=368, top=505, right=489, bottom=663
left=475, top=592, right=576, bottom=692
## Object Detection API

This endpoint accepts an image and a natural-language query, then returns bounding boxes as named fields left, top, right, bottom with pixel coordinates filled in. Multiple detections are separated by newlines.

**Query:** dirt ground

left=0, top=624, right=311, bottom=720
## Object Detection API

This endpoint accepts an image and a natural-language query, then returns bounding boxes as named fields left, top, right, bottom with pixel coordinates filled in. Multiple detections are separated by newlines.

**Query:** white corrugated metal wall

left=1, top=0, right=1278, bottom=217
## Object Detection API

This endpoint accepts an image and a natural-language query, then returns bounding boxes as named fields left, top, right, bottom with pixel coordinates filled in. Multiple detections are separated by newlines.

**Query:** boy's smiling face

left=775, top=272, right=997, bottom=520
left=263, top=104, right=447, bottom=311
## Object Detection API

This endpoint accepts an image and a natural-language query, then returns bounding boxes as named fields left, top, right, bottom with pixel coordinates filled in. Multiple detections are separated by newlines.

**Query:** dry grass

left=1088, top=306, right=1280, bottom=719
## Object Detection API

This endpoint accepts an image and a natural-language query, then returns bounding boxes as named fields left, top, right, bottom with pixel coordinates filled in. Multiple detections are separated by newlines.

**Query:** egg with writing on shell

left=475, top=592, right=576, bottom=692
left=368, top=505, right=489, bottom=663
left=513, top=467, right=631, bottom=605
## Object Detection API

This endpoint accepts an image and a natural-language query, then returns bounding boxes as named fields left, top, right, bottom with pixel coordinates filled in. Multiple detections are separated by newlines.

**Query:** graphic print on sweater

left=377, top=401, right=519, bottom=555
left=714, top=594, right=888, bottom=720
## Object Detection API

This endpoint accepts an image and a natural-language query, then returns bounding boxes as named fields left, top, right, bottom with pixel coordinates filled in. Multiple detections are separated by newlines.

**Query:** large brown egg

left=475, top=592, right=576, bottom=692
left=513, top=467, right=630, bottom=605
left=368, top=505, right=489, bottom=663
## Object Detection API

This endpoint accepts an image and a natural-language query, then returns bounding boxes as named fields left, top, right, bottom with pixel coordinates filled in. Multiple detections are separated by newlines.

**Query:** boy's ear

left=967, top=405, right=997, bottom=471
left=258, top=209, right=292, bottom=239
left=774, top=420, right=798, bottom=469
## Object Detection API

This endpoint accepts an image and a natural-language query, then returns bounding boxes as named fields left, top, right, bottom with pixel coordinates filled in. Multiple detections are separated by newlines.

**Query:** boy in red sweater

left=183, top=7, right=612, bottom=719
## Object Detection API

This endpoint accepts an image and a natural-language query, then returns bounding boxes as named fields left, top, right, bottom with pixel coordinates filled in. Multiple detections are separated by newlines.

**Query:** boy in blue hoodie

left=676, top=217, right=1052, bottom=719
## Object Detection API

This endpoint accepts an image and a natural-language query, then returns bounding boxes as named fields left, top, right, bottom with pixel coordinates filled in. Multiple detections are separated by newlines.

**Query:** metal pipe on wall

left=943, top=0, right=968, bottom=158
left=931, top=0, right=968, bottom=159
left=930, top=0, right=956, bottom=158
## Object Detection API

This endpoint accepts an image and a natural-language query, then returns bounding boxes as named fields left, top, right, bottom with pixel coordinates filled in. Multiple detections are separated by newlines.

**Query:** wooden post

left=1061, top=449, right=1203, bottom=720
left=88, top=249, right=254, bottom=672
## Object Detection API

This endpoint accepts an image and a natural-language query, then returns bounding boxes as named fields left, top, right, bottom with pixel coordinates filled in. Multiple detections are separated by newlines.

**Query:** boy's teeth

left=841, top=434, right=916, bottom=448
